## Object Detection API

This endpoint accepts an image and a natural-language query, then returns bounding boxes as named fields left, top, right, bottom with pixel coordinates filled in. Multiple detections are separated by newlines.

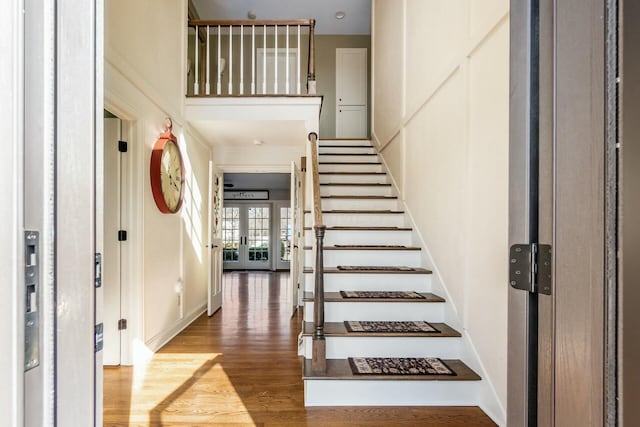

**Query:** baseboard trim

left=145, top=303, right=207, bottom=353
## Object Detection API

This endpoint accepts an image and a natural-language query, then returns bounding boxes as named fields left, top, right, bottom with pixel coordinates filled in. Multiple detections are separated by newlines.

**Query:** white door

left=103, top=117, right=122, bottom=366
left=257, top=48, right=299, bottom=94
left=289, top=162, right=303, bottom=316
left=208, top=172, right=223, bottom=315
left=336, top=48, right=368, bottom=138
left=223, top=204, right=272, bottom=270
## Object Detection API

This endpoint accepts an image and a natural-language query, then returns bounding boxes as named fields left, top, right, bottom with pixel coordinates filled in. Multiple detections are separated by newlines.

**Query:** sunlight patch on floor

left=124, top=351, right=256, bottom=425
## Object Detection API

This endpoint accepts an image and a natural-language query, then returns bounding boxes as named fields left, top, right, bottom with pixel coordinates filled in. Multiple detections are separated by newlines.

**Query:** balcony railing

left=187, top=19, right=316, bottom=97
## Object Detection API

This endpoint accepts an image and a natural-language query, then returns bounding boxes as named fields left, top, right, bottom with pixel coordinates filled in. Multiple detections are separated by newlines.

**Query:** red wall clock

left=150, top=119, right=185, bottom=214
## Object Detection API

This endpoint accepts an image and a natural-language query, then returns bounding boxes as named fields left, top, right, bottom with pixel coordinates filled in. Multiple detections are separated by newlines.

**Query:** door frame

left=508, top=0, right=618, bottom=425
left=102, top=98, right=144, bottom=368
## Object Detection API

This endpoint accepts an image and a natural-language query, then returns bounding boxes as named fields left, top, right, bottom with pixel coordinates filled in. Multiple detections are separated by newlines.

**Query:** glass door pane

left=222, top=207, right=240, bottom=265
left=280, top=207, right=292, bottom=261
left=247, top=206, right=270, bottom=266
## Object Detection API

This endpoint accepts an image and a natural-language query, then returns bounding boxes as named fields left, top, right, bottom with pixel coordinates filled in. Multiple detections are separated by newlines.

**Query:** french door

left=223, top=204, right=272, bottom=270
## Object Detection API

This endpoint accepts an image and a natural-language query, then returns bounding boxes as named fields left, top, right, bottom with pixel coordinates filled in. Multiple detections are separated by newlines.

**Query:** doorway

left=223, top=204, right=272, bottom=270
left=336, top=48, right=368, bottom=138
left=257, top=48, right=299, bottom=94
left=101, top=111, right=125, bottom=366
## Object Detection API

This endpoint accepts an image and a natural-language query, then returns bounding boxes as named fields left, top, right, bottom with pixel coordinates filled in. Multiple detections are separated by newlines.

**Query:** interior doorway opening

left=221, top=173, right=292, bottom=272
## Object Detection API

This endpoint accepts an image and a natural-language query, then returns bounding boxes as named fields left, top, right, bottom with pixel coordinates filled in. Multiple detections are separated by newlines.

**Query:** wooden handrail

left=189, top=19, right=313, bottom=27
left=309, top=132, right=322, bottom=226
left=308, top=132, right=326, bottom=374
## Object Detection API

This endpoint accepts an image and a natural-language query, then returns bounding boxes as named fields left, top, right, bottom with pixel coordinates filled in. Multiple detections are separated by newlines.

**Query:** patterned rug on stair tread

left=337, top=265, right=416, bottom=271
left=348, top=357, right=456, bottom=376
left=340, top=290, right=425, bottom=299
left=344, top=320, right=439, bottom=333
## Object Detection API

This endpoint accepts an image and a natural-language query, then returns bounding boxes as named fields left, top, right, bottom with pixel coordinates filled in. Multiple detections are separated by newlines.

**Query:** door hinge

left=118, top=230, right=127, bottom=241
left=95, top=253, right=102, bottom=288
left=118, top=319, right=127, bottom=330
left=118, top=140, right=128, bottom=152
left=509, top=243, right=552, bottom=295
left=95, top=323, right=104, bottom=352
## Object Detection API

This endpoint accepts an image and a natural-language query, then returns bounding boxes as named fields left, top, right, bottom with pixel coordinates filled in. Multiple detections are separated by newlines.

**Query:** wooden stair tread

left=304, top=226, right=412, bottom=231
left=304, top=210, right=404, bottom=214
left=302, top=322, right=461, bottom=337
left=320, top=162, right=382, bottom=165
left=321, top=195, right=398, bottom=199
left=320, top=172, right=387, bottom=175
left=320, top=153, right=378, bottom=156
left=302, top=245, right=421, bottom=251
left=320, top=183, right=392, bottom=186
left=320, top=144, right=374, bottom=148
left=303, top=291, right=443, bottom=302
left=304, top=266, right=432, bottom=275
left=303, top=359, right=481, bottom=381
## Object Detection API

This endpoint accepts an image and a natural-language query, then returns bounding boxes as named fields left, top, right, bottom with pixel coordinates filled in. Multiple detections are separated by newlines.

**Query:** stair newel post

left=312, top=224, right=327, bottom=373
left=307, top=19, right=316, bottom=94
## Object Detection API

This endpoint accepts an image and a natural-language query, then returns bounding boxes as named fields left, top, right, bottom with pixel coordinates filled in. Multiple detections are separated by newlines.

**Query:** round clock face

left=150, top=135, right=184, bottom=214
left=160, top=141, right=183, bottom=212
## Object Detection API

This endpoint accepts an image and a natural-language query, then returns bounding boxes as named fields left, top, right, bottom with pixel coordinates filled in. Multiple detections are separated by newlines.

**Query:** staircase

left=300, top=138, right=482, bottom=406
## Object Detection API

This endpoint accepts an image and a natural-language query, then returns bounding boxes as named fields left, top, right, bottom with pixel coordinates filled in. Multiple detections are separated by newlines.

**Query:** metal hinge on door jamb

left=509, top=243, right=552, bottom=295
left=118, top=319, right=127, bottom=330
left=118, top=140, right=128, bottom=152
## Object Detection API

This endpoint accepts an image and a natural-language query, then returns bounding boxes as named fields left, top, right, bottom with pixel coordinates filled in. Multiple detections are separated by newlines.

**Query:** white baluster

left=228, top=25, right=233, bottom=94
left=263, top=25, right=267, bottom=94
left=251, top=25, right=256, bottom=95
left=297, top=25, right=301, bottom=94
left=286, top=24, right=290, bottom=94
left=274, top=24, right=278, bottom=94
left=205, top=25, right=210, bottom=95
left=194, top=25, right=199, bottom=95
left=239, top=25, right=244, bottom=95
left=217, top=25, right=221, bottom=95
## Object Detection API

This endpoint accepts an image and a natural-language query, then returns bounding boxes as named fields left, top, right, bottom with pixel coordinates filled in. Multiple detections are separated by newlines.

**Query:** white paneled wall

left=372, top=0, right=509, bottom=423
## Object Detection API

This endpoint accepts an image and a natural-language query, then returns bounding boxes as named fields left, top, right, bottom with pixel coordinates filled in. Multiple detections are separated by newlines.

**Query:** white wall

left=105, top=0, right=211, bottom=353
left=372, top=0, right=509, bottom=422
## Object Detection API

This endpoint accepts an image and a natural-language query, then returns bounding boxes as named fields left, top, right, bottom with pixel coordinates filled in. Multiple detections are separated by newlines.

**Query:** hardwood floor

left=103, top=271, right=496, bottom=426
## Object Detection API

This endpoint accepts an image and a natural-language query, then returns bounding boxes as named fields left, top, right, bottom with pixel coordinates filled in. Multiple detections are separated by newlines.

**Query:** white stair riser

left=320, top=185, right=394, bottom=197
left=320, top=174, right=389, bottom=184
left=318, top=146, right=376, bottom=154
left=321, top=198, right=400, bottom=211
left=304, top=273, right=431, bottom=292
left=304, top=213, right=406, bottom=227
left=304, top=250, right=422, bottom=267
left=301, top=337, right=461, bottom=359
left=304, top=380, right=480, bottom=406
left=304, top=230, right=413, bottom=246
left=319, top=164, right=384, bottom=173
left=319, top=139, right=372, bottom=147
left=303, top=301, right=444, bottom=322
left=319, top=155, right=380, bottom=163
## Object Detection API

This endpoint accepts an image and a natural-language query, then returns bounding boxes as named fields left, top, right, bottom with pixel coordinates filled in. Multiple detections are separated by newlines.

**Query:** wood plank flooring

left=103, top=271, right=496, bottom=426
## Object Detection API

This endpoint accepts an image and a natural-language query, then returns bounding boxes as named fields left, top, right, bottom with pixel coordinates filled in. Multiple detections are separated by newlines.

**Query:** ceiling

left=192, top=0, right=371, bottom=35
left=189, top=120, right=307, bottom=146
left=224, top=173, right=290, bottom=190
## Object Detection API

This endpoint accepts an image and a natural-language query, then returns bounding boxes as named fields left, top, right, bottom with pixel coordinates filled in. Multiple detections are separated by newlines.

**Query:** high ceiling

left=192, top=0, right=371, bottom=35
left=189, top=120, right=307, bottom=146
